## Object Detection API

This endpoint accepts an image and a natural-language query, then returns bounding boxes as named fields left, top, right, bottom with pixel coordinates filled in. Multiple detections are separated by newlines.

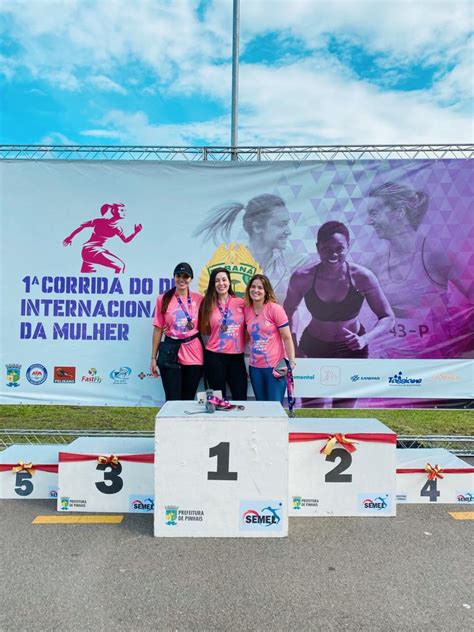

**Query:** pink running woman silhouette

left=63, top=203, right=142, bottom=273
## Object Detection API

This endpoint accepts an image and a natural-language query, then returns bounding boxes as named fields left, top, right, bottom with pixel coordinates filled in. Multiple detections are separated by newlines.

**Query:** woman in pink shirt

left=244, top=274, right=296, bottom=404
left=151, top=262, right=203, bottom=401
left=199, top=268, right=247, bottom=400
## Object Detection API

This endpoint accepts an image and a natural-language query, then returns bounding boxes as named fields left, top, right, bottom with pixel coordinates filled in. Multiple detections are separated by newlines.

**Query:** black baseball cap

left=173, top=262, right=193, bottom=278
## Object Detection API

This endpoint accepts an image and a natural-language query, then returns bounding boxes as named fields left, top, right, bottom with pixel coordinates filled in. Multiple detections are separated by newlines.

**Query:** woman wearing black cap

left=150, top=262, right=203, bottom=400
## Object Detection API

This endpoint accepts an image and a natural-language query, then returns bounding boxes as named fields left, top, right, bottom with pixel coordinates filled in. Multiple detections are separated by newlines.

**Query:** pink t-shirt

left=206, top=296, right=245, bottom=354
left=244, top=302, right=289, bottom=369
left=153, top=291, right=203, bottom=365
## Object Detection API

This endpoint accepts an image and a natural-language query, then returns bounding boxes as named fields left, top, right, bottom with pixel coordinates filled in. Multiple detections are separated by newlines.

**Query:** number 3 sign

left=154, top=401, right=289, bottom=538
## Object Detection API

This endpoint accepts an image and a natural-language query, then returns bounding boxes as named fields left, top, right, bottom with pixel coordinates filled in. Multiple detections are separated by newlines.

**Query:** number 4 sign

left=154, top=401, right=289, bottom=537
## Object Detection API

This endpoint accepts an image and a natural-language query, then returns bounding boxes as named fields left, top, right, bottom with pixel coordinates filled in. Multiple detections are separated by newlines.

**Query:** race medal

left=186, top=321, right=194, bottom=330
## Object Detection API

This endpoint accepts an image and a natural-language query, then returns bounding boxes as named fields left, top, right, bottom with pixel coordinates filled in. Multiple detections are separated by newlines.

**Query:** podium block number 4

left=325, top=449, right=352, bottom=483
left=207, top=442, right=238, bottom=481
left=15, top=472, right=34, bottom=496
left=95, top=462, right=124, bottom=494
left=420, top=478, right=440, bottom=502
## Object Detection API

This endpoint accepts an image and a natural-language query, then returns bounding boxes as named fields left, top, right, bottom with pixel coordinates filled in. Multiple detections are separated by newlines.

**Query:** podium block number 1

left=95, top=462, right=124, bottom=494
left=325, top=449, right=352, bottom=483
left=207, top=442, right=238, bottom=481
left=15, top=472, right=34, bottom=496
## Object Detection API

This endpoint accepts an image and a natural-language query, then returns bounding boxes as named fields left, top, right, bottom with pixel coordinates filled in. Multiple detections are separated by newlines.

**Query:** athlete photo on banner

left=0, top=159, right=472, bottom=406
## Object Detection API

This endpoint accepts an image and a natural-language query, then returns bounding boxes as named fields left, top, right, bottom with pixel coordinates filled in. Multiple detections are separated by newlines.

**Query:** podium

left=58, top=437, right=154, bottom=513
left=154, top=401, right=289, bottom=537
left=396, top=448, right=474, bottom=504
left=0, top=444, right=61, bottom=499
left=289, top=418, right=397, bottom=516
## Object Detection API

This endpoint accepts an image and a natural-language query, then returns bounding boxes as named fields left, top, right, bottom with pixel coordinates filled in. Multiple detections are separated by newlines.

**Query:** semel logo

left=240, top=501, right=284, bottom=531
left=130, top=496, right=154, bottom=512
left=358, top=494, right=392, bottom=513
left=457, top=493, right=473, bottom=503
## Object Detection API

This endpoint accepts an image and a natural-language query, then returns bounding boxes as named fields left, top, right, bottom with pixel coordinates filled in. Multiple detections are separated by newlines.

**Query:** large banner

left=1, top=159, right=472, bottom=406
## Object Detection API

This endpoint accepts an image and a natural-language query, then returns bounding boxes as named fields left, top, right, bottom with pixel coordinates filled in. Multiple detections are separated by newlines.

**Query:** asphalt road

left=0, top=500, right=472, bottom=632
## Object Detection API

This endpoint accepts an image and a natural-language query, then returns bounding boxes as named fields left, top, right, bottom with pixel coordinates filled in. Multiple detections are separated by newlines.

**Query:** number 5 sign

left=154, top=401, right=289, bottom=537
left=0, top=445, right=60, bottom=500
left=289, top=418, right=397, bottom=517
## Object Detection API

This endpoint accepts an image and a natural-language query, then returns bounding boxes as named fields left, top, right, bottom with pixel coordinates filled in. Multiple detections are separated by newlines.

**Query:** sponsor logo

left=429, top=372, right=461, bottom=383
left=6, top=363, right=21, bottom=388
left=81, top=367, right=102, bottom=383
left=26, top=364, right=48, bottom=385
left=60, top=497, right=86, bottom=510
left=54, top=366, right=76, bottom=383
left=164, top=505, right=204, bottom=526
left=240, top=500, right=284, bottom=531
left=294, top=374, right=315, bottom=381
left=109, top=366, right=132, bottom=384
left=388, top=371, right=422, bottom=386
left=292, top=496, right=319, bottom=510
left=351, top=374, right=380, bottom=382
left=320, top=366, right=340, bottom=385
left=396, top=494, right=407, bottom=503
left=457, top=492, right=473, bottom=503
left=199, top=243, right=262, bottom=297
left=358, top=494, right=392, bottom=513
left=49, top=489, right=58, bottom=499
left=138, top=371, right=153, bottom=380
left=60, top=497, right=70, bottom=511
left=130, top=496, right=154, bottom=512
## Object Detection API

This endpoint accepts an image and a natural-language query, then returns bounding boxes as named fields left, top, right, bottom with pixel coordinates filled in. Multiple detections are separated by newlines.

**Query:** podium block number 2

left=324, top=449, right=352, bottom=483
left=95, top=462, right=124, bottom=494
left=15, top=472, right=34, bottom=496
left=207, top=442, right=238, bottom=481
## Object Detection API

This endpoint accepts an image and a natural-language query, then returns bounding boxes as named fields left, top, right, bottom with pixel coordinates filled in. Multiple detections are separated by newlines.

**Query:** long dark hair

left=193, top=194, right=286, bottom=243
left=369, top=182, right=429, bottom=231
left=199, top=267, right=235, bottom=334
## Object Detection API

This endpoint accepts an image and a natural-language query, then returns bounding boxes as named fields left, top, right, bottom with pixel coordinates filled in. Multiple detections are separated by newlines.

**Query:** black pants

left=160, top=364, right=203, bottom=401
left=204, top=350, right=248, bottom=400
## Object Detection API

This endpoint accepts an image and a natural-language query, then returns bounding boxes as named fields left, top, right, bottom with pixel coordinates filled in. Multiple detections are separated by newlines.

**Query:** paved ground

left=0, top=500, right=472, bottom=632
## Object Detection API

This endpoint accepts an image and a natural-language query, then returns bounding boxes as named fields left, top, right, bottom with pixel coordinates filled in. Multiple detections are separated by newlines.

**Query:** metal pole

left=231, top=0, right=240, bottom=160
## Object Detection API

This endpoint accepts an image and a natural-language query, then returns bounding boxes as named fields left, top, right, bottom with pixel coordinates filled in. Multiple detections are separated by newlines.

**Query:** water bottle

left=205, top=389, right=215, bottom=413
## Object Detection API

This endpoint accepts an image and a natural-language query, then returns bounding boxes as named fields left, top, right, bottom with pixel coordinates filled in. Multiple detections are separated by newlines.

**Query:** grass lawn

left=0, top=405, right=473, bottom=436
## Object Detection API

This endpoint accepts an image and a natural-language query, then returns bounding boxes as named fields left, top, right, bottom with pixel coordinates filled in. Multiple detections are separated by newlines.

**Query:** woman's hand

left=342, top=328, right=368, bottom=351
left=134, top=223, right=143, bottom=234
left=150, top=357, right=159, bottom=377
left=63, top=237, right=72, bottom=247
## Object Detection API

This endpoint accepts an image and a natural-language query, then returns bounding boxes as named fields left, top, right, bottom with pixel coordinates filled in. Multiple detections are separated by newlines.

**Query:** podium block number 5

left=95, top=462, right=124, bottom=494
left=420, top=479, right=440, bottom=502
left=207, top=442, right=238, bottom=481
left=15, top=472, right=34, bottom=496
left=324, top=449, right=352, bottom=483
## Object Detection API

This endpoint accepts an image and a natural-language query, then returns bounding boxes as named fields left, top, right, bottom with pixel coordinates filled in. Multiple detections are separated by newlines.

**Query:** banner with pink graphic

left=0, top=159, right=472, bottom=407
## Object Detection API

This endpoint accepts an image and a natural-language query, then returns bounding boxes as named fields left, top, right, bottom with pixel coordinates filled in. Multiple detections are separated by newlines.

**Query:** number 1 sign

left=289, top=418, right=397, bottom=517
left=154, top=401, right=289, bottom=537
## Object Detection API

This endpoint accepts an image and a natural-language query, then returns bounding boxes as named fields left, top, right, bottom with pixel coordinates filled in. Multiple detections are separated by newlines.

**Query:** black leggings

left=204, top=350, right=248, bottom=400
left=160, top=364, right=203, bottom=401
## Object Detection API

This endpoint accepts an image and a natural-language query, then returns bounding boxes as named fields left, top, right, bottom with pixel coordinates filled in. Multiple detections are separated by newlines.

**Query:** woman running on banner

left=284, top=221, right=394, bottom=407
left=193, top=193, right=309, bottom=302
left=63, top=202, right=142, bottom=273
left=245, top=274, right=296, bottom=404
left=151, top=262, right=203, bottom=401
left=366, top=182, right=474, bottom=359
left=199, top=268, right=248, bottom=400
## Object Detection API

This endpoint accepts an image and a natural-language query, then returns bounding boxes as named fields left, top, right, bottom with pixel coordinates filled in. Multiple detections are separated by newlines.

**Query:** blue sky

left=1, top=0, right=473, bottom=146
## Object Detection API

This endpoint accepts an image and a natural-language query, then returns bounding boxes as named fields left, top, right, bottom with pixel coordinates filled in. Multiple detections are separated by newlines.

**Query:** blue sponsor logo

left=240, top=500, right=284, bottom=531
left=26, top=364, right=48, bottom=385
left=358, top=494, right=392, bottom=514
left=456, top=492, right=473, bottom=503
left=109, top=366, right=132, bottom=384
left=388, top=371, right=422, bottom=386
left=351, top=374, right=380, bottom=382
left=129, top=496, right=154, bottom=512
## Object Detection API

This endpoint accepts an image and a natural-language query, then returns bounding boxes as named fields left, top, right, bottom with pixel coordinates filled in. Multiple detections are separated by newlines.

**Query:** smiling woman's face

left=317, top=232, right=349, bottom=266
left=367, top=197, right=406, bottom=239
left=258, top=206, right=291, bottom=251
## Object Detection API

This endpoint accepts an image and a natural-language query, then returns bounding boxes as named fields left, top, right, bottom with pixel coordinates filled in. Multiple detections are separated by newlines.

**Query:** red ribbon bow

left=424, top=463, right=444, bottom=480
left=320, top=433, right=358, bottom=456
left=97, top=455, right=120, bottom=467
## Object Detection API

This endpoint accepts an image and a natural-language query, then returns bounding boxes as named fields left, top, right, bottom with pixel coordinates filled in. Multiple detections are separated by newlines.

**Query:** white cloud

left=88, top=75, right=127, bottom=94
left=39, top=131, right=77, bottom=145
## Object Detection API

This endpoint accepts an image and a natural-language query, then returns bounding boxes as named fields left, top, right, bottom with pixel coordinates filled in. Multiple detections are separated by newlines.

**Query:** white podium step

left=396, top=448, right=473, bottom=504
left=0, top=444, right=62, bottom=499
left=289, top=418, right=397, bottom=516
left=58, top=437, right=154, bottom=513
left=154, top=401, right=289, bottom=537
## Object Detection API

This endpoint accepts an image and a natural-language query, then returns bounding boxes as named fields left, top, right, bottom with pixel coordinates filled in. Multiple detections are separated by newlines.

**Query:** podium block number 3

left=15, top=472, right=34, bottom=496
left=207, top=442, right=238, bottom=481
left=325, top=449, right=352, bottom=483
left=95, top=462, right=124, bottom=494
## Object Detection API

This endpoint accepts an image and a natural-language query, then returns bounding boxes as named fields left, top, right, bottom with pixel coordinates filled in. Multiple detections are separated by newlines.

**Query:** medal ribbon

left=217, top=298, right=230, bottom=331
left=176, top=289, right=194, bottom=329
left=284, top=360, right=296, bottom=418
left=207, top=396, right=245, bottom=411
